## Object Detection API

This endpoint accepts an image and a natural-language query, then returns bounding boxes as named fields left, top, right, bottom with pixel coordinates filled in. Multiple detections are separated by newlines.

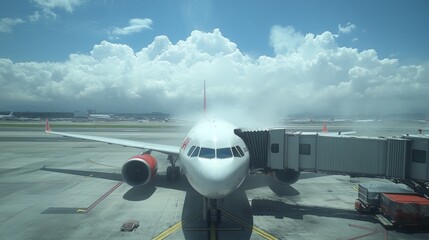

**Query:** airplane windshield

left=189, top=146, right=240, bottom=159
left=236, top=146, right=244, bottom=156
left=187, top=146, right=196, bottom=156
left=199, top=147, right=215, bottom=159
left=232, top=147, right=241, bottom=157
left=217, top=148, right=233, bottom=159
left=191, top=147, right=200, bottom=157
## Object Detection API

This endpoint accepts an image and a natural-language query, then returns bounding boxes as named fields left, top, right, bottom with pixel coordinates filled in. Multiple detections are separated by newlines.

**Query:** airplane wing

left=44, top=119, right=181, bottom=155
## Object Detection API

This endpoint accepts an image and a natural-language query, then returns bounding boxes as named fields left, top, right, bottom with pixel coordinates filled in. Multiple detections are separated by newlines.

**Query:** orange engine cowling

left=121, top=154, right=158, bottom=186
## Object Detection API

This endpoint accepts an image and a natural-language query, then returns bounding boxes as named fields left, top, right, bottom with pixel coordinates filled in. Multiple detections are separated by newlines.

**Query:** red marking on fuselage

left=181, top=137, right=191, bottom=150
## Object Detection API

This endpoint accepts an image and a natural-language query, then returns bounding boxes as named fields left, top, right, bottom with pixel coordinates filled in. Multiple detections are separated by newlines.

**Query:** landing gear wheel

left=166, top=166, right=173, bottom=181
left=173, top=166, right=180, bottom=180
left=216, top=209, right=221, bottom=224
left=207, top=209, right=221, bottom=226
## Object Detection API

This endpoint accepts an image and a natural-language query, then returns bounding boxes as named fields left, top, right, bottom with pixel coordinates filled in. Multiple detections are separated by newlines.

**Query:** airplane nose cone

left=196, top=158, right=246, bottom=199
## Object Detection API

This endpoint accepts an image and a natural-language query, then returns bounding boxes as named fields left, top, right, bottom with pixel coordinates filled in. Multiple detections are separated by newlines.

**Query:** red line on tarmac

left=84, top=181, right=124, bottom=213
left=347, top=224, right=380, bottom=240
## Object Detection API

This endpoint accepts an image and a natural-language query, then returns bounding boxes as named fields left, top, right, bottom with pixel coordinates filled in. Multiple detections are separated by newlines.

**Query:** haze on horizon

left=1, top=0, right=428, bottom=122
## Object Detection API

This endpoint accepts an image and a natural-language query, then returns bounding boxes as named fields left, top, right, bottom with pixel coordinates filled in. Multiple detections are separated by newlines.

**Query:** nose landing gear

left=203, top=197, right=222, bottom=225
left=166, top=154, right=180, bottom=181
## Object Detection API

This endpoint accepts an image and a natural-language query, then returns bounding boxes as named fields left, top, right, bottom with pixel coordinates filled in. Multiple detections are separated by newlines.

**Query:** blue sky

left=2, top=0, right=428, bottom=62
left=0, top=0, right=428, bottom=119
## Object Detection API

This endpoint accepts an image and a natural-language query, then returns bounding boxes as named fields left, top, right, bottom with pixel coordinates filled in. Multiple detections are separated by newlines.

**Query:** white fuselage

left=179, top=118, right=250, bottom=199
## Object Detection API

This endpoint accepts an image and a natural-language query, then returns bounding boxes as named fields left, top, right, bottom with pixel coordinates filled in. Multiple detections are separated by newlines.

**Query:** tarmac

left=0, top=122, right=428, bottom=240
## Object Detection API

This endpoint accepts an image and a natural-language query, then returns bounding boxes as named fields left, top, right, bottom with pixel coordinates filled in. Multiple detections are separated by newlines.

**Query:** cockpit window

left=199, top=147, right=215, bottom=159
left=231, top=147, right=241, bottom=157
left=236, top=146, right=244, bottom=156
left=189, top=146, right=243, bottom=159
left=187, top=146, right=196, bottom=156
left=217, top=148, right=233, bottom=159
left=191, top=147, right=200, bottom=157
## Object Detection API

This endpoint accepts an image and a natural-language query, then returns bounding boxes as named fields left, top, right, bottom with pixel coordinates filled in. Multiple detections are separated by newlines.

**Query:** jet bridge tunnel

left=234, top=129, right=429, bottom=185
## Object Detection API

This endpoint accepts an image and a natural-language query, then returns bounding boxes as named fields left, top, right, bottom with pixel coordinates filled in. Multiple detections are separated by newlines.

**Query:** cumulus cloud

left=270, top=25, right=305, bottom=55
left=0, top=18, right=25, bottom=33
left=0, top=27, right=427, bottom=123
left=338, top=22, right=356, bottom=34
left=112, top=18, right=153, bottom=36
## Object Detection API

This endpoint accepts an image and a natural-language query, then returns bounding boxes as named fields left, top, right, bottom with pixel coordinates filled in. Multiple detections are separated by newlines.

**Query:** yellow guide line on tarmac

left=152, top=221, right=182, bottom=240
left=152, top=213, right=200, bottom=240
left=210, top=223, right=217, bottom=240
left=153, top=209, right=277, bottom=240
left=221, top=209, right=278, bottom=240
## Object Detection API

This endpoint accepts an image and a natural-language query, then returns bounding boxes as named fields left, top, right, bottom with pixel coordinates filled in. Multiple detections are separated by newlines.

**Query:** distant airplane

left=44, top=83, right=353, bottom=224
left=89, top=114, right=112, bottom=120
left=0, top=112, right=14, bottom=120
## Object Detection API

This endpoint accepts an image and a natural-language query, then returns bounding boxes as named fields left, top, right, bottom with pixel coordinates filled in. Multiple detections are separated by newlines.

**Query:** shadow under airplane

left=39, top=165, right=388, bottom=239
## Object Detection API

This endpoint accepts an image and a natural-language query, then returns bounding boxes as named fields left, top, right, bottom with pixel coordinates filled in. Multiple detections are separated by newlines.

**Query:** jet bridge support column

left=267, top=129, right=285, bottom=170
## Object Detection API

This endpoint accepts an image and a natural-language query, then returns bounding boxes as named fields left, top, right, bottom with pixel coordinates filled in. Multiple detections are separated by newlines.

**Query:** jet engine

left=121, top=154, right=158, bottom=186
left=271, top=169, right=301, bottom=185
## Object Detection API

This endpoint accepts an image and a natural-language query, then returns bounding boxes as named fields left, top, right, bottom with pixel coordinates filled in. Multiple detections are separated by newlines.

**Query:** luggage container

left=379, top=193, right=429, bottom=226
left=356, top=182, right=414, bottom=213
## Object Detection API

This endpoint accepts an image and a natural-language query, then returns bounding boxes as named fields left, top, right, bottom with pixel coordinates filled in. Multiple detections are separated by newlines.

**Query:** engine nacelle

left=121, top=154, right=158, bottom=186
left=271, top=169, right=301, bottom=185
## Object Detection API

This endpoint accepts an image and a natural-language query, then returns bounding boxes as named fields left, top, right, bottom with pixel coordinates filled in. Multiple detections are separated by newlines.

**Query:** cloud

left=29, top=11, right=41, bottom=22
left=28, top=0, right=85, bottom=20
left=0, top=18, right=25, bottom=33
left=0, top=27, right=428, bottom=122
left=338, top=22, right=356, bottom=34
left=31, top=0, right=85, bottom=13
left=112, top=18, right=153, bottom=36
left=270, top=25, right=304, bottom=55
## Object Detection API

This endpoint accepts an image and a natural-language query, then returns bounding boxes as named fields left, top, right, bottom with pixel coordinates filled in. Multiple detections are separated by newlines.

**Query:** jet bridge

left=234, top=129, right=429, bottom=184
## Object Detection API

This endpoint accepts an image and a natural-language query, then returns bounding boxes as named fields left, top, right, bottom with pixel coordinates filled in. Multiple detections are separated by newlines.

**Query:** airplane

left=89, top=113, right=112, bottom=121
left=44, top=84, right=336, bottom=224
left=0, top=112, right=14, bottom=120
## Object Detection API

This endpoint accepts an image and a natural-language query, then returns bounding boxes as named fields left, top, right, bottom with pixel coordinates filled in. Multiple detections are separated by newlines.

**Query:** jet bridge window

left=299, top=144, right=311, bottom=155
left=271, top=144, right=279, bottom=153
left=199, top=148, right=215, bottom=159
left=217, top=148, right=233, bottom=159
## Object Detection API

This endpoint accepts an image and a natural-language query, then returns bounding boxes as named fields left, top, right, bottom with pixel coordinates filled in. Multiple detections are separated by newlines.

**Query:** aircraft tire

left=166, top=166, right=173, bottom=181
left=173, top=166, right=180, bottom=180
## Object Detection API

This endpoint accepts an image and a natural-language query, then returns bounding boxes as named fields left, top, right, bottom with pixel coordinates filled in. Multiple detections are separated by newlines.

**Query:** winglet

left=45, top=118, right=51, bottom=132
left=203, top=80, right=206, bottom=113
left=322, top=122, right=328, bottom=132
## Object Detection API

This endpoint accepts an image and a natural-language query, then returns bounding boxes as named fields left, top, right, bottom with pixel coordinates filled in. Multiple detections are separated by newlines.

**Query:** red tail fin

left=322, top=122, right=328, bottom=132
left=45, top=118, right=51, bottom=132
